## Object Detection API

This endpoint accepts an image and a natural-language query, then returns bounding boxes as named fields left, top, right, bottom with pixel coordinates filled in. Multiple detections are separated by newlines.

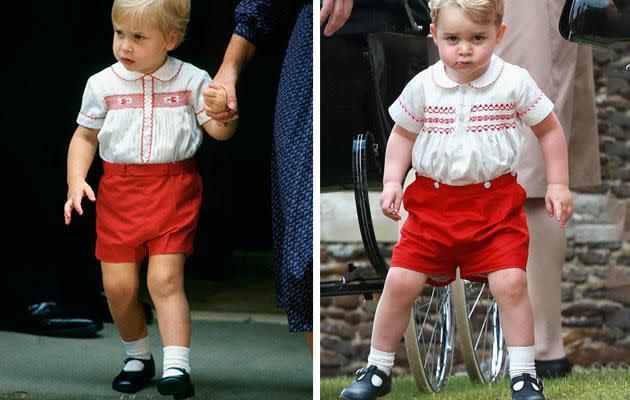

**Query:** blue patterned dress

left=234, top=0, right=313, bottom=333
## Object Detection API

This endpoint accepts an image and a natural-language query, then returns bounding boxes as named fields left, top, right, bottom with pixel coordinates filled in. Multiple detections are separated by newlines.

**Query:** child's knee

left=489, top=268, right=528, bottom=302
left=103, top=277, right=138, bottom=301
left=147, top=270, right=182, bottom=298
left=384, top=268, right=425, bottom=301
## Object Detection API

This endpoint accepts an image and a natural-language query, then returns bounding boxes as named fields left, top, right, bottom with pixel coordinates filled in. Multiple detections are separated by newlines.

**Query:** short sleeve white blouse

left=388, top=54, right=554, bottom=185
left=77, top=57, right=211, bottom=164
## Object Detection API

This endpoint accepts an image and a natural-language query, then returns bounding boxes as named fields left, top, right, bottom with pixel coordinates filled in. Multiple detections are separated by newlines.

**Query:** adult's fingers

left=206, top=82, right=237, bottom=110
left=224, top=84, right=238, bottom=111
left=324, top=0, right=353, bottom=36
left=320, top=0, right=334, bottom=26
left=323, top=0, right=345, bottom=36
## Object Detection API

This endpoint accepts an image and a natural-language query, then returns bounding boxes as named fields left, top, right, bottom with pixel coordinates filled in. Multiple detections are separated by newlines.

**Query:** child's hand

left=545, top=183, right=573, bottom=228
left=380, top=182, right=403, bottom=221
left=203, top=86, right=229, bottom=115
left=64, top=181, right=96, bottom=225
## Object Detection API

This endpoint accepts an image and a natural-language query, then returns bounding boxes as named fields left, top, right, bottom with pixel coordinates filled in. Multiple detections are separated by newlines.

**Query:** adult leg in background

left=497, top=0, right=600, bottom=376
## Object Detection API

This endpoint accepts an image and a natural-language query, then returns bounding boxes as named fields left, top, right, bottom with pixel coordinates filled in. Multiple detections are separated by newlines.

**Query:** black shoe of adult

left=510, top=373, right=545, bottom=400
left=157, top=368, right=195, bottom=399
left=339, top=365, right=391, bottom=400
left=112, top=356, right=156, bottom=394
left=535, top=357, right=572, bottom=379
left=4, top=301, right=103, bottom=338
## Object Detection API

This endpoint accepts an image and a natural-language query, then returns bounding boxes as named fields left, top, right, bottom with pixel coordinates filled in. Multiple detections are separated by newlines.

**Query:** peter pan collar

left=111, top=56, right=184, bottom=82
left=431, top=54, right=505, bottom=89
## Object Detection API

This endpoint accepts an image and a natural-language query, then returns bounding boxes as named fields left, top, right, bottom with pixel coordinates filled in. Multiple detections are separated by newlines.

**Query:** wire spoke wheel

left=453, top=275, right=506, bottom=383
left=404, top=284, right=454, bottom=392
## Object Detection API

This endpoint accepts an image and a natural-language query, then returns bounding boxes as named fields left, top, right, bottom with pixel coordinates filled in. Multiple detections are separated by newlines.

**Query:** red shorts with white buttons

left=95, top=159, right=202, bottom=263
left=390, top=173, right=529, bottom=286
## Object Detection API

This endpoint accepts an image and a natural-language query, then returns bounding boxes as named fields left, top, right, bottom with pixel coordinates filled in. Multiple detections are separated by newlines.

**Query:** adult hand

left=203, top=69, right=239, bottom=125
left=320, top=0, right=354, bottom=37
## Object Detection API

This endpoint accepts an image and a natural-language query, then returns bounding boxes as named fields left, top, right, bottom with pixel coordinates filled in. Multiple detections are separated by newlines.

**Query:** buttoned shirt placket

left=454, top=85, right=467, bottom=165
left=457, top=85, right=467, bottom=131
left=141, top=75, right=154, bottom=164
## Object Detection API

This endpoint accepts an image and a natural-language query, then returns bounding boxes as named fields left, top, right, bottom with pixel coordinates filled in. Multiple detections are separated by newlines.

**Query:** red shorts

left=390, top=173, right=529, bottom=286
left=95, top=159, right=202, bottom=263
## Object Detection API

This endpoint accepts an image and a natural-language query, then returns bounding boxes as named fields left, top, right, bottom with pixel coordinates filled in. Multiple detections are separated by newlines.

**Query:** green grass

left=321, top=368, right=630, bottom=400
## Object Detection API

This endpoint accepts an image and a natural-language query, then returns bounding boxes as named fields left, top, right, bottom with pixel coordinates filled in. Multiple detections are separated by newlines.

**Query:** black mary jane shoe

left=535, top=357, right=572, bottom=379
left=339, top=365, right=391, bottom=400
left=510, top=373, right=545, bottom=400
left=112, top=356, right=155, bottom=394
left=157, top=368, right=195, bottom=399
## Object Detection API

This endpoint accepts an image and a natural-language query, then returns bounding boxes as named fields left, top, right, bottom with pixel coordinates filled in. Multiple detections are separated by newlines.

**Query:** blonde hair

left=112, top=0, right=190, bottom=47
left=429, top=0, right=504, bottom=26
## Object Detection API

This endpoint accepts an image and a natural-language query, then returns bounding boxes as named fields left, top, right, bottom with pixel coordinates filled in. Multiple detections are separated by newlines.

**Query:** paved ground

left=0, top=313, right=312, bottom=400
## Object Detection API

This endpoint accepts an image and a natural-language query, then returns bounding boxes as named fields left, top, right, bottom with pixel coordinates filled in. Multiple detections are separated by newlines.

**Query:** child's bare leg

left=147, top=254, right=190, bottom=346
left=101, top=261, right=147, bottom=340
left=488, top=268, right=544, bottom=398
left=147, top=253, right=192, bottom=383
left=339, top=268, right=426, bottom=400
left=488, top=268, right=534, bottom=346
left=103, top=261, right=154, bottom=394
left=371, top=267, right=427, bottom=353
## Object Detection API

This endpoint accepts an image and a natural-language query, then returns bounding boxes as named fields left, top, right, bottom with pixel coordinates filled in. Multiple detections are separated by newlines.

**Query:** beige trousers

left=497, top=0, right=601, bottom=196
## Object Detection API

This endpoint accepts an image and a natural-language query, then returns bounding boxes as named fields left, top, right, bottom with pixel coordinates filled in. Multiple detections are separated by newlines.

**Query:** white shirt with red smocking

left=77, top=56, right=211, bottom=164
left=388, top=54, right=554, bottom=186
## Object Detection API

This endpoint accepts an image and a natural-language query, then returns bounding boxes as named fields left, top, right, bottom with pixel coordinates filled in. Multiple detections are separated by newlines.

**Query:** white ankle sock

left=163, top=346, right=190, bottom=378
left=122, top=336, right=151, bottom=372
left=367, top=346, right=395, bottom=376
left=508, top=346, right=537, bottom=379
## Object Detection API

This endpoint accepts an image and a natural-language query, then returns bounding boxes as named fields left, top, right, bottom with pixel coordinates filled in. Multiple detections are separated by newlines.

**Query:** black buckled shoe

left=535, top=357, right=572, bottom=379
left=157, top=368, right=195, bottom=399
left=510, top=373, right=545, bottom=400
left=112, top=356, right=155, bottom=393
left=339, top=365, right=391, bottom=400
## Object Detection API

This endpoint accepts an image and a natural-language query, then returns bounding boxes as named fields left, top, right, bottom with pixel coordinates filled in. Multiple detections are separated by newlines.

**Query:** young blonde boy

left=64, top=0, right=233, bottom=398
left=339, top=1, right=572, bottom=399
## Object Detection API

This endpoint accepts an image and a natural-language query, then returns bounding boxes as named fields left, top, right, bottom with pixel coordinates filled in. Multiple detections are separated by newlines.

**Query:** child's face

left=112, top=16, right=178, bottom=74
left=430, top=5, right=506, bottom=84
